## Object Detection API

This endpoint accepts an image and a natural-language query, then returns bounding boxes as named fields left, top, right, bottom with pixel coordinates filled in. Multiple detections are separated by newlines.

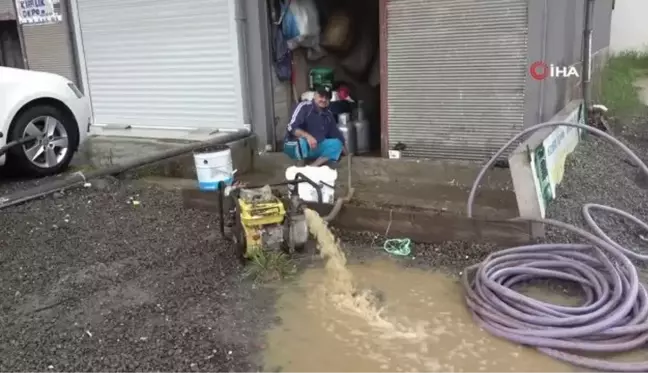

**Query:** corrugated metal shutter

left=0, top=0, right=15, bottom=20
left=75, top=0, right=245, bottom=131
left=20, top=0, right=77, bottom=82
left=386, top=0, right=528, bottom=160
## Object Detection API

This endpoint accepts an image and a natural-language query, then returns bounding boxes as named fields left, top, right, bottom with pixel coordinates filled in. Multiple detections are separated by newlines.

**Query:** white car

left=0, top=67, right=91, bottom=177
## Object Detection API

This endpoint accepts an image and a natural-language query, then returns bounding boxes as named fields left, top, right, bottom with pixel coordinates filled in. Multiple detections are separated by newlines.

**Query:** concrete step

left=256, top=153, right=513, bottom=190
left=74, top=135, right=511, bottom=194
left=141, top=174, right=517, bottom=218
left=140, top=176, right=528, bottom=245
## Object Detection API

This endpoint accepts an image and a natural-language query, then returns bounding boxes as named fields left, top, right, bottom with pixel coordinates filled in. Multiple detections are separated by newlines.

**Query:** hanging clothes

left=271, top=1, right=292, bottom=82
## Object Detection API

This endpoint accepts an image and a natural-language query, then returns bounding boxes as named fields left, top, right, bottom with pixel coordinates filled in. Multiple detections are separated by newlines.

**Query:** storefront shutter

left=0, top=0, right=15, bottom=20
left=386, top=0, right=528, bottom=160
left=74, top=0, right=246, bottom=132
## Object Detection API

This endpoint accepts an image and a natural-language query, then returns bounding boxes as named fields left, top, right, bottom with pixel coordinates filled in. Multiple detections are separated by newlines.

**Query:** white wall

left=610, top=0, right=648, bottom=53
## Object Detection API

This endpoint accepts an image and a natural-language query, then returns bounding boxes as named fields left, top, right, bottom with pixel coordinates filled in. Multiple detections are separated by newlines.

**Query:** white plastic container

left=193, top=145, right=234, bottom=191
left=285, top=165, right=337, bottom=204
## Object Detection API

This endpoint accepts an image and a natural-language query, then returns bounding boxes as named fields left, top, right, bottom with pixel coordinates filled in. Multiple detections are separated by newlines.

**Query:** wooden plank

left=182, top=189, right=531, bottom=245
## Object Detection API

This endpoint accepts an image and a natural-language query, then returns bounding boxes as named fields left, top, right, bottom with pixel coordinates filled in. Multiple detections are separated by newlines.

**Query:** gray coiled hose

left=464, top=121, right=648, bottom=372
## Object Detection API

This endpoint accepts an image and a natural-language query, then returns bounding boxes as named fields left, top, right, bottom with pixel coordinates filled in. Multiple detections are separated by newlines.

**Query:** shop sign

left=530, top=102, right=586, bottom=217
left=15, top=0, right=61, bottom=25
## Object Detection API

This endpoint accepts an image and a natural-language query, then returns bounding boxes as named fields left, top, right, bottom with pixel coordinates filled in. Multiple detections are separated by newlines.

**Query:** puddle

left=264, top=260, right=576, bottom=372
left=257, top=209, right=648, bottom=371
left=262, top=209, right=575, bottom=372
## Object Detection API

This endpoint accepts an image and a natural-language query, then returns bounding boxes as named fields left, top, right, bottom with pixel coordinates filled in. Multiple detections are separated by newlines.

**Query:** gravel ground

left=1, top=110, right=646, bottom=372
left=543, top=111, right=648, bottom=250
left=0, top=176, right=274, bottom=372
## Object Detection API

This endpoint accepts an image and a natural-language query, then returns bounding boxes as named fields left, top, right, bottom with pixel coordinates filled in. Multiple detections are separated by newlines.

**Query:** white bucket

left=285, top=165, right=337, bottom=204
left=193, top=145, right=233, bottom=191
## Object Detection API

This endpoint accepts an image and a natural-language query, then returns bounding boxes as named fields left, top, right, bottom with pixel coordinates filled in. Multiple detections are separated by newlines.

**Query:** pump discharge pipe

left=0, top=135, right=38, bottom=157
left=323, top=153, right=354, bottom=222
left=0, top=130, right=250, bottom=210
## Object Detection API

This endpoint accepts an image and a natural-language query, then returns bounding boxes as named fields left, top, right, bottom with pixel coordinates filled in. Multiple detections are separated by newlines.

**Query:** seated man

left=283, top=85, right=347, bottom=167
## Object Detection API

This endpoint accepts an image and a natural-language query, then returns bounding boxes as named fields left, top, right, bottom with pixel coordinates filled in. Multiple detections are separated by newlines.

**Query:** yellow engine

left=230, top=185, right=308, bottom=260
left=238, top=195, right=286, bottom=258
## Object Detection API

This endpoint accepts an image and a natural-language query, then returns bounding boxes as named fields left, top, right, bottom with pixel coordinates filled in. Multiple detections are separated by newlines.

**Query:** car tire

left=8, top=105, right=78, bottom=177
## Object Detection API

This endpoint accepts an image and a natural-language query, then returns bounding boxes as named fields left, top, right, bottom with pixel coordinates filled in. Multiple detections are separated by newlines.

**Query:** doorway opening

left=0, top=20, right=24, bottom=68
left=269, top=0, right=382, bottom=156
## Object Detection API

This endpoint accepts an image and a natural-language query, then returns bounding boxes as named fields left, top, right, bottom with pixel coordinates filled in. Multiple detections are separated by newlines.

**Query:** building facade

left=1, top=0, right=77, bottom=80
left=271, top=0, right=614, bottom=161
left=0, top=0, right=23, bottom=68
left=9, top=0, right=614, bottom=160
left=8, top=0, right=275, bottom=146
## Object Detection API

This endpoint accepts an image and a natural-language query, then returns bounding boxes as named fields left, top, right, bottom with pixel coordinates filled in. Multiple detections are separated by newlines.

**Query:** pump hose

left=463, top=121, right=648, bottom=372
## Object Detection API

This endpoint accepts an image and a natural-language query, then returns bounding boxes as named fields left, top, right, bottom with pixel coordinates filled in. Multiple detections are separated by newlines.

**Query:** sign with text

left=530, top=102, right=586, bottom=217
left=15, top=0, right=61, bottom=25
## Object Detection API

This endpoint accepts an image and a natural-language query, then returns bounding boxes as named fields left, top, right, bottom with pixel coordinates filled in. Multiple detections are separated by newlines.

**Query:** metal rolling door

left=386, top=0, right=528, bottom=160
left=75, top=0, right=245, bottom=131
left=21, top=0, right=77, bottom=82
left=0, top=0, right=15, bottom=19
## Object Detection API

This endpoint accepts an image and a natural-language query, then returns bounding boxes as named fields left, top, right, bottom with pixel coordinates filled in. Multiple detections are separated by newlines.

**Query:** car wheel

left=8, top=105, right=78, bottom=177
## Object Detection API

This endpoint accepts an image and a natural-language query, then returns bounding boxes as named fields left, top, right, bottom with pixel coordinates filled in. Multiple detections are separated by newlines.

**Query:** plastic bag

left=291, top=0, right=320, bottom=39
left=281, top=6, right=301, bottom=42
left=280, top=0, right=324, bottom=59
left=272, top=25, right=292, bottom=82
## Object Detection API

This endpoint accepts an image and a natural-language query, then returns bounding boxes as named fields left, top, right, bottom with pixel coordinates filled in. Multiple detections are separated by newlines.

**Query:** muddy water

left=262, top=210, right=575, bottom=372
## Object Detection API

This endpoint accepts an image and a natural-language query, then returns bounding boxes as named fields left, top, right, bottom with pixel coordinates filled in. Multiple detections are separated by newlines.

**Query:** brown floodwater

left=263, top=260, right=579, bottom=372
left=262, top=209, right=577, bottom=372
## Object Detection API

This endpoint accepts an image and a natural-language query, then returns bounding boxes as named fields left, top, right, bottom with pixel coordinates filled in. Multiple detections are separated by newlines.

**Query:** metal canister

left=337, top=113, right=356, bottom=155
left=354, top=101, right=371, bottom=154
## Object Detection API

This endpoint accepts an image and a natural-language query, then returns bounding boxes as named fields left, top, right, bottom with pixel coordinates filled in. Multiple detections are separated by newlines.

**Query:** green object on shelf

left=309, top=68, right=334, bottom=90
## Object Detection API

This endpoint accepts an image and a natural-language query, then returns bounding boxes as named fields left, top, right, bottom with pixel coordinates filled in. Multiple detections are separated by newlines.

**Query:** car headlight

left=67, top=82, right=84, bottom=98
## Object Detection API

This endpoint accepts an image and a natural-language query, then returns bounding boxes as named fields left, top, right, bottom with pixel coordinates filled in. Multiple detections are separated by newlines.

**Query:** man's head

left=313, top=85, right=332, bottom=109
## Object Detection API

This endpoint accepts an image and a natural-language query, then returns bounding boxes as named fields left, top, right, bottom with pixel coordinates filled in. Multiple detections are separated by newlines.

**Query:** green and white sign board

left=530, top=103, right=586, bottom=217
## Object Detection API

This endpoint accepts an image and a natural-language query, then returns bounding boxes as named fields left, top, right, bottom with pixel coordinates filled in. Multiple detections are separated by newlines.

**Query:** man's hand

left=342, top=145, right=348, bottom=156
left=305, top=134, right=318, bottom=150
left=294, top=129, right=317, bottom=150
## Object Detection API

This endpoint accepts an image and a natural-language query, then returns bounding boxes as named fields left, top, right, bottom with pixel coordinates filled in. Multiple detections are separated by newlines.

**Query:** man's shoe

left=326, top=160, right=339, bottom=169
